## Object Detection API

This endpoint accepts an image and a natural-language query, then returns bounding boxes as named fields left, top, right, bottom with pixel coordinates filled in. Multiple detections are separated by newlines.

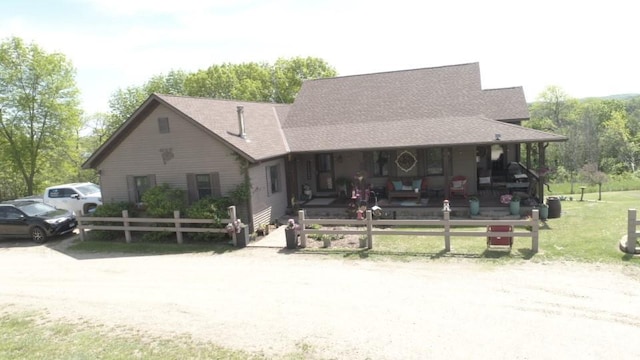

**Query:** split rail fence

left=76, top=206, right=245, bottom=245
left=626, top=209, right=640, bottom=254
left=296, top=209, right=540, bottom=253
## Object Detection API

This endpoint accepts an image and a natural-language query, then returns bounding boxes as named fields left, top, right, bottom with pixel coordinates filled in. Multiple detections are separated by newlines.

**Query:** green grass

left=306, top=190, right=640, bottom=264
left=0, top=311, right=312, bottom=360
left=69, top=191, right=640, bottom=265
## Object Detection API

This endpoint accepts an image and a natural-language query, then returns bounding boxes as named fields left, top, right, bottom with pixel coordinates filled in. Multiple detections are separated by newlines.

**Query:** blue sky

left=1, top=0, right=638, bottom=115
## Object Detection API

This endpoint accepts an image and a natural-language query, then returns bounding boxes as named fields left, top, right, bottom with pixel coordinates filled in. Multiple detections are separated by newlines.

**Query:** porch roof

left=283, top=115, right=567, bottom=153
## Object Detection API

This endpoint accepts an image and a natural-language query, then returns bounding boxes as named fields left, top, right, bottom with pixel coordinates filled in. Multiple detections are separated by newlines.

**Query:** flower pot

left=469, top=199, right=480, bottom=216
left=509, top=200, right=520, bottom=216
left=538, top=205, right=549, bottom=220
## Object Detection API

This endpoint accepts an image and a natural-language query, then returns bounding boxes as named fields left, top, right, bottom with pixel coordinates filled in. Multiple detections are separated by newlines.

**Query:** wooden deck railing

left=297, top=209, right=540, bottom=253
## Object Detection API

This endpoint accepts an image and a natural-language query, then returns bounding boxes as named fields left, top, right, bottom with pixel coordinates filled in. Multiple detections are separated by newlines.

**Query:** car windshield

left=75, top=184, right=100, bottom=196
left=17, top=202, right=58, bottom=216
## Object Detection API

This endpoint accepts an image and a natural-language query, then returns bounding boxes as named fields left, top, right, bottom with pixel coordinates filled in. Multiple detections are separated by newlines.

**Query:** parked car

left=0, top=200, right=77, bottom=243
left=43, top=182, right=102, bottom=215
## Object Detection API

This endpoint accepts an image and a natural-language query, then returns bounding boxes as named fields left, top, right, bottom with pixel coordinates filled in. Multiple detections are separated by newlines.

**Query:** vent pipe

left=237, top=105, right=246, bottom=139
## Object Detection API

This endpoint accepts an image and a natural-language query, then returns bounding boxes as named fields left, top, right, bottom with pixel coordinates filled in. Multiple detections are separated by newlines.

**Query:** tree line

left=526, top=86, right=640, bottom=190
left=0, top=36, right=336, bottom=199
left=2, top=36, right=638, bottom=200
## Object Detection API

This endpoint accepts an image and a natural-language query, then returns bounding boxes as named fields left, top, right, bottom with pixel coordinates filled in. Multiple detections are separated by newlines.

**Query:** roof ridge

left=304, top=62, right=480, bottom=83
left=154, top=93, right=284, bottom=106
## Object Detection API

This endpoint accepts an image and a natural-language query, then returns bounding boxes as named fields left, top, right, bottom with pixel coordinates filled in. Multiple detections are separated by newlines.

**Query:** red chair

left=487, top=225, right=513, bottom=249
left=449, top=175, right=468, bottom=198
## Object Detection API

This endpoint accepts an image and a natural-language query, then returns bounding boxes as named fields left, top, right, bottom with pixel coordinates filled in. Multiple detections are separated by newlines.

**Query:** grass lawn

left=69, top=191, right=639, bottom=265
left=314, top=190, right=640, bottom=264
left=0, top=311, right=309, bottom=360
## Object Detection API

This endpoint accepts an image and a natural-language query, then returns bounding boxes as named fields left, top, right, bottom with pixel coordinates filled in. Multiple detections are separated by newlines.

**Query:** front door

left=316, top=153, right=334, bottom=191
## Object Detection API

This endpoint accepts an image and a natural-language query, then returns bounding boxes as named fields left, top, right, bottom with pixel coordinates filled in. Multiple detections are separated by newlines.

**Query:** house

left=83, top=62, right=566, bottom=230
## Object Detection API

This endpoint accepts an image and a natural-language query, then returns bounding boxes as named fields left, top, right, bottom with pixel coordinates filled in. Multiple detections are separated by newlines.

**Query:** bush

left=142, top=184, right=187, bottom=218
left=184, top=196, right=233, bottom=242
left=86, top=202, right=136, bottom=241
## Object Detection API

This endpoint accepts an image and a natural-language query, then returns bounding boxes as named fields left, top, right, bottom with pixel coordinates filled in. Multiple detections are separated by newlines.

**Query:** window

left=425, top=148, right=444, bottom=175
left=158, top=117, right=170, bottom=133
left=266, top=165, right=280, bottom=195
left=196, top=174, right=212, bottom=198
left=372, top=151, right=390, bottom=176
left=134, top=176, right=151, bottom=203
left=47, top=188, right=78, bottom=198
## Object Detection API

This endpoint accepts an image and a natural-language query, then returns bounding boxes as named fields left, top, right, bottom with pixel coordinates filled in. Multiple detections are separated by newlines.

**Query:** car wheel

left=84, top=204, right=97, bottom=214
left=30, top=226, right=47, bottom=244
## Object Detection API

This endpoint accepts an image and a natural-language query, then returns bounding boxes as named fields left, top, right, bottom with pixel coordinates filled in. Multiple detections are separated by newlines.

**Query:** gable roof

left=282, top=62, right=544, bottom=152
left=84, top=62, right=566, bottom=169
left=83, top=94, right=290, bottom=169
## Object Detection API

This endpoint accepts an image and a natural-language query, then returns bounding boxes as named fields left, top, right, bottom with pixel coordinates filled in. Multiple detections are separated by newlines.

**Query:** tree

left=272, top=57, right=337, bottom=103
left=106, top=57, right=337, bottom=137
left=579, top=163, right=608, bottom=201
left=0, top=37, right=81, bottom=195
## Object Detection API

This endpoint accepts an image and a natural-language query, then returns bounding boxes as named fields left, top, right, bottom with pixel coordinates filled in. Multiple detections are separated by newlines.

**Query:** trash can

left=285, top=228, right=298, bottom=249
left=547, top=197, right=561, bottom=219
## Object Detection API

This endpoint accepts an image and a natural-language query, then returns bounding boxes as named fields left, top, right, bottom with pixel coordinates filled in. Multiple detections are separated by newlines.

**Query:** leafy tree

left=106, top=57, right=337, bottom=135
left=579, top=163, right=608, bottom=200
left=272, top=57, right=337, bottom=103
left=0, top=37, right=81, bottom=195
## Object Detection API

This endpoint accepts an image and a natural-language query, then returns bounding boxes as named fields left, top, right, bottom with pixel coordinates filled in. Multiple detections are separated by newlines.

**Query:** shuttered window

left=187, top=172, right=221, bottom=203
left=126, top=175, right=156, bottom=203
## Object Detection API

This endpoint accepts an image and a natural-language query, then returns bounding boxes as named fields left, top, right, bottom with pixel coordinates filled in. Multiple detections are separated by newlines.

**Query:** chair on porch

left=449, top=175, right=468, bottom=198
left=478, top=169, right=493, bottom=194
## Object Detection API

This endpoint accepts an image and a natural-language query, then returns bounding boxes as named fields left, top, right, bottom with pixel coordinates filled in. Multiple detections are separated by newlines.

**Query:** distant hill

left=584, top=93, right=640, bottom=100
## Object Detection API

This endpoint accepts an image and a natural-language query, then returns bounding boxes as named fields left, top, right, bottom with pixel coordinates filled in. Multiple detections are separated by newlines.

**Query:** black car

left=0, top=200, right=77, bottom=243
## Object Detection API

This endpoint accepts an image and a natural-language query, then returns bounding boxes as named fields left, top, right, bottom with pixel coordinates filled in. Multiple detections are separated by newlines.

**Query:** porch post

left=538, top=142, right=546, bottom=200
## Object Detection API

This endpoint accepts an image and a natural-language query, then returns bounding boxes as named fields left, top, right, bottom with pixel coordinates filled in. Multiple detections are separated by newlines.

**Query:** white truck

left=42, top=182, right=102, bottom=215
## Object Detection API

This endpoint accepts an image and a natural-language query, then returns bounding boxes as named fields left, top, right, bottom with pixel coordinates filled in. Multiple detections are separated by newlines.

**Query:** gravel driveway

left=1, top=236, right=640, bottom=359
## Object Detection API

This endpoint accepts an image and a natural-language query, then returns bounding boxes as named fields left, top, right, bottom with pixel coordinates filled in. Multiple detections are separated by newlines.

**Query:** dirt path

left=1, top=237, right=640, bottom=359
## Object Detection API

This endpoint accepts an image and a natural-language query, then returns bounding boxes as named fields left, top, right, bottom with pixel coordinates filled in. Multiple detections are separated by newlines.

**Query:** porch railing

left=297, top=209, right=540, bottom=253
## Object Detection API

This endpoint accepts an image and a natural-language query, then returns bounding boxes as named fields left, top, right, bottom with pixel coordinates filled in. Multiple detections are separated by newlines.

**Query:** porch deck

left=295, top=190, right=538, bottom=220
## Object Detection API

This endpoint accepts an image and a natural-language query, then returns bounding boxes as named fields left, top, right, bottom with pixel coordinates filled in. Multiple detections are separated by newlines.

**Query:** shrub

left=184, top=196, right=233, bottom=242
left=142, top=184, right=187, bottom=218
left=86, top=202, right=136, bottom=241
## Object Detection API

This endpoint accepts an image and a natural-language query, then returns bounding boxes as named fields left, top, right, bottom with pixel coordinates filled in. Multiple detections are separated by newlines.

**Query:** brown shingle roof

left=155, top=94, right=290, bottom=161
left=283, top=115, right=565, bottom=153
left=282, top=62, right=538, bottom=151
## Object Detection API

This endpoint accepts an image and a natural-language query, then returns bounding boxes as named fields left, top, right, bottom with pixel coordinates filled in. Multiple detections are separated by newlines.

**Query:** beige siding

left=249, top=158, right=288, bottom=229
left=98, top=105, right=243, bottom=203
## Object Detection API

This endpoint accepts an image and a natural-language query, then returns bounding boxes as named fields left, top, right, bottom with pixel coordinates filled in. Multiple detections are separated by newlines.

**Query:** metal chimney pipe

left=237, top=105, right=246, bottom=139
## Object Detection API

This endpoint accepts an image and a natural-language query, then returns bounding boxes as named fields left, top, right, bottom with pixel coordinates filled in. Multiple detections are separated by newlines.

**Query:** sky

left=1, top=0, right=638, bottom=115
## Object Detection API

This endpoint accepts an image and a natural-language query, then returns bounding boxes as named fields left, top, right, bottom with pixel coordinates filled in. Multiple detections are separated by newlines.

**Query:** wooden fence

left=77, top=206, right=246, bottom=246
left=297, top=209, right=540, bottom=253
left=626, top=209, right=640, bottom=254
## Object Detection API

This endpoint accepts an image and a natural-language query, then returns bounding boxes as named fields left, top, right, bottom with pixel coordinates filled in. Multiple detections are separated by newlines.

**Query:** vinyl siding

left=249, top=158, right=288, bottom=230
left=97, top=104, right=242, bottom=204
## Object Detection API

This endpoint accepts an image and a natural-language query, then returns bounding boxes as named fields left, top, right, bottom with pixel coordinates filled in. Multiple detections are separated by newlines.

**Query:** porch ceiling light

left=495, top=133, right=501, bottom=141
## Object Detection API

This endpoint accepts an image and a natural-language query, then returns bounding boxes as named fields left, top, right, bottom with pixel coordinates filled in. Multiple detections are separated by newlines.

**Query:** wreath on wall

left=395, top=150, right=417, bottom=173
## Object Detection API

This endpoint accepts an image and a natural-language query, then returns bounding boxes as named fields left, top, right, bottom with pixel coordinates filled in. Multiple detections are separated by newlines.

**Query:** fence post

left=366, top=210, right=373, bottom=249
left=444, top=211, right=451, bottom=252
left=78, top=216, right=85, bottom=241
left=628, top=209, right=637, bottom=254
left=531, top=209, right=539, bottom=253
left=298, top=210, right=307, bottom=248
left=228, top=206, right=237, bottom=247
left=174, top=210, right=183, bottom=244
left=123, top=210, right=131, bottom=243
